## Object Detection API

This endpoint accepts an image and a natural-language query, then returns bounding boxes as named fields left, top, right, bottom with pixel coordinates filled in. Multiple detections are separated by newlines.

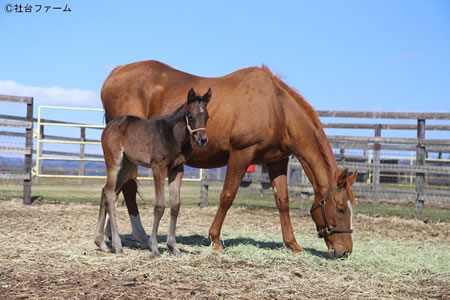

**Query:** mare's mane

left=260, top=65, right=340, bottom=184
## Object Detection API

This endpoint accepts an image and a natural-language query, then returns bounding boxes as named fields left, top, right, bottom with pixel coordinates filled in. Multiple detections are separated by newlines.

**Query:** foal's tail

left=135, top=179, right=145, bottom=202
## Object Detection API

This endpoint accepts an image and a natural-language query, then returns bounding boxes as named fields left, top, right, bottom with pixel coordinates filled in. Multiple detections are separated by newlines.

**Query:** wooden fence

left=0, top=95, right=34, bottom=204
left=1, top=104, right=449, bottom=218
left=200, top=111, right=450, bottom=219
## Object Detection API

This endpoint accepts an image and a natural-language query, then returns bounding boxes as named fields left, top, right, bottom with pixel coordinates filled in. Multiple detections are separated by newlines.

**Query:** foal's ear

left=202, top=88, right=212, bottom=104
left=187, top=88, right=196, bottom=102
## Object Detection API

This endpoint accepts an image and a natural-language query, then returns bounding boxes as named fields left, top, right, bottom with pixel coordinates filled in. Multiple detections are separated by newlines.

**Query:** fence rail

left=200, top=110, right=450, bottom=219
left=2, top=104, right=449, bottom=217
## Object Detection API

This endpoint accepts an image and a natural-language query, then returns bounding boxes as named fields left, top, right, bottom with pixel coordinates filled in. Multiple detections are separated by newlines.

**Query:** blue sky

left=1, top=0, right=449, bottom=142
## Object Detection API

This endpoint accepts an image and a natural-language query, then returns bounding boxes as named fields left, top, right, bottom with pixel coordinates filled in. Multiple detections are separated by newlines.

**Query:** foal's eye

left=337, top=207, right=345, bottom=214
left=188, top=115, right=194, bottom=122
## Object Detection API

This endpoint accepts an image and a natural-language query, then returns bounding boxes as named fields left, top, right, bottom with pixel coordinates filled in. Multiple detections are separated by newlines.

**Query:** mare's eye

left=188, top=115, right=194, bottom=122
left=337, top=207, right=345, bottom=214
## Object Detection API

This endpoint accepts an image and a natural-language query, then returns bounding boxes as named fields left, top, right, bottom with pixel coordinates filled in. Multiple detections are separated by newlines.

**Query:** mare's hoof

left=211, top=242, right=223, bottom=251
left=151, top=250, right=161, bottom=258
left=290, top=245, right=306, bottom=254
left=141, top=239, right=151, bottom=250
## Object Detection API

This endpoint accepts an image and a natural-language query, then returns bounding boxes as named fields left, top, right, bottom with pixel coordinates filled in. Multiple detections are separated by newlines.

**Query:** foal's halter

left=186, top=116, right=207, bottom=135
left=310, top=187, right=353, bottom=239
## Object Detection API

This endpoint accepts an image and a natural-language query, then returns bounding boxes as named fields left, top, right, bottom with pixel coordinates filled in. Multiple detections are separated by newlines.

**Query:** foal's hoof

left=95, top=240, right=111, bottom=253
left=151, top=249, right=161, bottom=259
left=113, top=247, right=124, bottom=254
left=168, top=245, right=181, bottom=257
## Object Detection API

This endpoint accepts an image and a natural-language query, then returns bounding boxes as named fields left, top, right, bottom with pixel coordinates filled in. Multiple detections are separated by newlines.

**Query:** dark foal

left=95, top=88, right=211, bottom=257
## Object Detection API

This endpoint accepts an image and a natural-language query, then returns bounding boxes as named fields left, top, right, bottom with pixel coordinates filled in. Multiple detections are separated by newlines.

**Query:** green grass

left=1, top=179, right=449, bottom=222
left=221, top=228, right=450, bottom=273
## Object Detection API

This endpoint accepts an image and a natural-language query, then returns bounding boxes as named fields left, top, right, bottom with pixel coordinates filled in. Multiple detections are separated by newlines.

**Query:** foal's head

left=185, top=88, right=211, bottom=147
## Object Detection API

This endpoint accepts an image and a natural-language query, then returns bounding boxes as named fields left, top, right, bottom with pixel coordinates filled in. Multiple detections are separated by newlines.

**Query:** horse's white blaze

left=199, top=107, right=204, bottom=113
left=347, top=200, right=353, bottom=238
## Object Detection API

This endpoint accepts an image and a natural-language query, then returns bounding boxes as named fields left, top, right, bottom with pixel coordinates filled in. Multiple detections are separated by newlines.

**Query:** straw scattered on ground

left=0, top=198, right=449, bottom=299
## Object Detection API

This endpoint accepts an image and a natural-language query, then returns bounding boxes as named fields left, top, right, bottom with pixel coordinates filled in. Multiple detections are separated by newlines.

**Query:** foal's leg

left=167, top=165, right=184, bottom=256
left=105, top=169, right=150, bottom=248
left=95, top=175, right=122, bottom=253
left=209, top=150, right=253, bottom=250
left=150, top=165, right=167, bottom=258
left=104, top=183, right=122, bottom=253
left=94, top=187, right=110, bottom=252
left=267, top=158, right=304, bottom=253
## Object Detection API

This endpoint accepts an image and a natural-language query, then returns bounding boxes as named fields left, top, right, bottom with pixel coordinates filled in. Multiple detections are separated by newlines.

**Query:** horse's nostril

left=342, top=251, right=350, bottom=258
left=197, top=136, right=208, bottom=147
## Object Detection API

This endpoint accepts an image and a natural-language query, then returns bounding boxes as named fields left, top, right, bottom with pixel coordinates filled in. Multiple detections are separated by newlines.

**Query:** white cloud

left=0, top=80, right=101, bottom=108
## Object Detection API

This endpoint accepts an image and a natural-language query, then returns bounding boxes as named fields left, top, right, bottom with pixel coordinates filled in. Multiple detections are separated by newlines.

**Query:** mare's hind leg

left=150, top=164, right=167, bottom=258
left=123, top=169, right=150, bottom=248
left=167, top=165, right=184, bottom=256
left=266, top=158, right=304, bottom=253
left=209, top=150, right=253, bottom=250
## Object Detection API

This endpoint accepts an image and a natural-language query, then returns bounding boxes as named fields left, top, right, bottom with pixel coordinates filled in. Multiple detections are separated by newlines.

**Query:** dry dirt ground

left=0, top=198, right=449, bottom=299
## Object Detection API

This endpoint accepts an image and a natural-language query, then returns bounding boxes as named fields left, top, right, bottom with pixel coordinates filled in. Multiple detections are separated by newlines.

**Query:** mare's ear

left=337, top=168, right=349, bottom=188
left=187, top=88, right=196, bottom=103
left=202, top=88, right=212, bottom=104
left=347, top=170, right=358, bottom=185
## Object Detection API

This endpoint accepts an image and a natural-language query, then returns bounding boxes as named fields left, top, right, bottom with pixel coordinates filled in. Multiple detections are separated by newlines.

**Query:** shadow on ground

left=118, top=234, right=329, bottom=258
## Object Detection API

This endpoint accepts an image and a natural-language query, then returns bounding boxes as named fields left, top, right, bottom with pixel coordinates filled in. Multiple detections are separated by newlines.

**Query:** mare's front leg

left=209, top=150, right=253, bottom=250
left=150, top=164, right=167, bottom=258
left=167, top=165, right=184, bottom=256
left=267, top=158, right=305, bottom=253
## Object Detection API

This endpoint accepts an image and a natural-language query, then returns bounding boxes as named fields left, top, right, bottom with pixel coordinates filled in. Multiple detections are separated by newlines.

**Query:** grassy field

left=1, top=179, right=449, bottom=222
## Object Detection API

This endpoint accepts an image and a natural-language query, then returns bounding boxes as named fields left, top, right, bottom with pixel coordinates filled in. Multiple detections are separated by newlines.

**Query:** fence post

left=79, top=127, right=86, bottom=184
left=35, top=124, right=44, bottom=184
left=372, top=124, right=381, bottom=205
left=415, top=119, right=426, bottom=220
left=199, top=169, right=209, bottom=208
left=23, top=99, right=33, bottom=205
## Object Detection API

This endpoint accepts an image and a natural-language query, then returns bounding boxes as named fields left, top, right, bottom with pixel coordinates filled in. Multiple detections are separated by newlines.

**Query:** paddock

left=0, top=193, right=448, bottom=299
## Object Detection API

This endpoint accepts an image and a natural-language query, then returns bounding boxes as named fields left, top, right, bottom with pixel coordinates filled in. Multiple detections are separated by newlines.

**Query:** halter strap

left=186, top=116, right=207, bottom=134
left=310, top=186, right=353, bottom=239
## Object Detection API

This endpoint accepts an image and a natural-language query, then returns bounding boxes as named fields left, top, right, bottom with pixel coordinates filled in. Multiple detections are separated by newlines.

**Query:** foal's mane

left=260, top=65, right=339, bottom=183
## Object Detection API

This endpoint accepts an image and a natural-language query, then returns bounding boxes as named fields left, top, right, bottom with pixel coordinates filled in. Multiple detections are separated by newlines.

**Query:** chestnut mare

left=101, top=60, right=357, bottom=258
left=95, top=88, right=211, bottom=257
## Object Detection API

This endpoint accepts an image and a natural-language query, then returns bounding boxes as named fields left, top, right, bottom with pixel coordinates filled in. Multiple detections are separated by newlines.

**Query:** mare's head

left=185, top=88, right=211, bottom=147
left=310, top=169, right=358, bottom=258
